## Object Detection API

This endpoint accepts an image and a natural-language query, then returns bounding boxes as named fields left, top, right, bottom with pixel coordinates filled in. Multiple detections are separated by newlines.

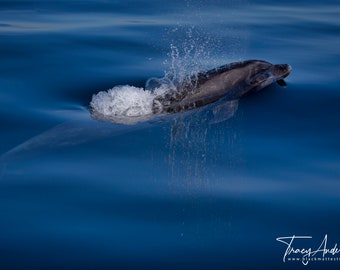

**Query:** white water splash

left=91, top=86, right=154, bottom=117
left=90, top=27, right=221, bottom=125
left=90, top=85, right=170, bottom=124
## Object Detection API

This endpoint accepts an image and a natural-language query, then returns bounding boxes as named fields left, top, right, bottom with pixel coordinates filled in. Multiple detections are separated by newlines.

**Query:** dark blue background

left=1, top=0, right=339, bottom=269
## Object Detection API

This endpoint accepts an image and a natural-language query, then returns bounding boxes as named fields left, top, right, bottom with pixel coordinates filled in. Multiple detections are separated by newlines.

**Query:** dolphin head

left=248, top=61, right=292, bottom=90
left=271, top=63, right=292, bottom=79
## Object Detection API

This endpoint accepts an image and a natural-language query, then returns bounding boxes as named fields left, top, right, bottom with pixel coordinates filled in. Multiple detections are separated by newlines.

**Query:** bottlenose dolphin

left=152, top=60, right=291, bottom=113
left=0, top=59, right=291, bottom=176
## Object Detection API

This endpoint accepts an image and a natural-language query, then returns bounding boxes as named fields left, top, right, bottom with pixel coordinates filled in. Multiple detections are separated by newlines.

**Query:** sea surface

left=1, top=1, right=340, bottom=269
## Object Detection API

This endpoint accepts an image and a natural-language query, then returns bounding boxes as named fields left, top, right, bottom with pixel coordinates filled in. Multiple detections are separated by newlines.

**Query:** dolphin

left=0, top=59, right=291, bottom=175
left=152, top=60, right=291, bottom=113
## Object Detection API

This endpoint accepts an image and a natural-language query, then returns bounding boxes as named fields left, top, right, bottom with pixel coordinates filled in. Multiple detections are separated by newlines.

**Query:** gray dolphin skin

left=152, top=60, right=291, bottom=113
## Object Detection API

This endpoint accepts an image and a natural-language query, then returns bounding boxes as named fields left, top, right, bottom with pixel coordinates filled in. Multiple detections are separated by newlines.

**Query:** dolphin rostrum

left=152, top=60, right=291, bottom=113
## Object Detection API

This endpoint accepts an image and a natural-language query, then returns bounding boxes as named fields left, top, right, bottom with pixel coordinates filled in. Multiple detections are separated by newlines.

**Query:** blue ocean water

left=0, top=0, right=340, bottom=269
